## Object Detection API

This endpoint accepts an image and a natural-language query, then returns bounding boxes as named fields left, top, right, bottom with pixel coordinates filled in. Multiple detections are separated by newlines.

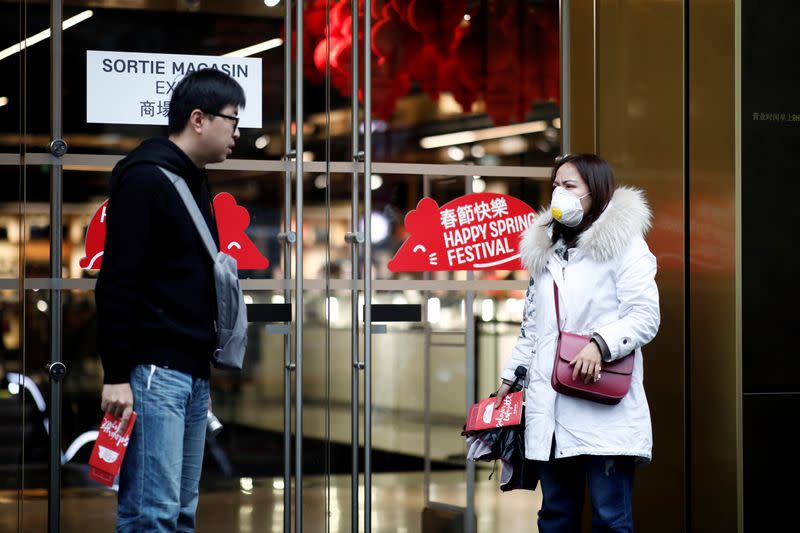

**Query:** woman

left=495, top=153, right=660, bottom=532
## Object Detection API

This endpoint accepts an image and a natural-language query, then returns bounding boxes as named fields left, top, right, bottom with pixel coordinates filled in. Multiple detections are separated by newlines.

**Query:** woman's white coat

left=502, top=186, right=660, bottom=462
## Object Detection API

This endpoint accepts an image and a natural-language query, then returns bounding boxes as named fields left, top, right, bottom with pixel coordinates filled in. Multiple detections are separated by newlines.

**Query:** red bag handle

left=553, top=281, right=561, bottom=333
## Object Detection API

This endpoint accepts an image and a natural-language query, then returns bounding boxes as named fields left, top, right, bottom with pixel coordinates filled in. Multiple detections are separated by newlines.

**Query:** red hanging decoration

left=291, top=0, right=559, bottom=124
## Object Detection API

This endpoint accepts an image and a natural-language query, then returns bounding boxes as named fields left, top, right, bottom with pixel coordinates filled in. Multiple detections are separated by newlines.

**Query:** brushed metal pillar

left=594, top=1, right=686, bottom=530
left=294, top=0, right=305, bottom=529
left=349, top=3, right=361, bottom=532
left=464, top=177, right=475, bottom=533
left=48, top=1, right=64, bottom=531
left=560, top=0, right=571, bottom=154
left=363, top=2, right=373, bottom=531
left=689, top=0, right=739, bottom=530
left=282, top=3, right=293, bottom=532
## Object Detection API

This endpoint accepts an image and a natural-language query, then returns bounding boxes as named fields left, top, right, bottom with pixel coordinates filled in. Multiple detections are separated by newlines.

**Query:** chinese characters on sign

left=751, top=112, right=800, bottom=122
left=139, top=100, right=170, bottom=118
left=86, top=51, right=262, bottom=127
left=388, top=193, right=537, bottom=272
left=440, top=197, right=510, bottom=229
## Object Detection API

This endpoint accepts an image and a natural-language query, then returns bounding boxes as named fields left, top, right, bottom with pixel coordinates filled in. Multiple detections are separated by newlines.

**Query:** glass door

left=306, top=3, right=562, bottom=532
left=0, top=1, right=563, bottom=532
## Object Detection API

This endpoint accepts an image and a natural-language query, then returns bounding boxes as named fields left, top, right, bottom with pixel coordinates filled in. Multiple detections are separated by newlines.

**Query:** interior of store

left=0, top=1, right=574, bottom=532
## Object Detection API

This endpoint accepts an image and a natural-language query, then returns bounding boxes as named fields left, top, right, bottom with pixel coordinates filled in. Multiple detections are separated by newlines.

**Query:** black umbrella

left=462, top=365, right=538, bottom=492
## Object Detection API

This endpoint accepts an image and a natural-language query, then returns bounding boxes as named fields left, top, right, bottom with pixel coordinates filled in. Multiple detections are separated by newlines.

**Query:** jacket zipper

left=561, top=264, right=566, bottom=329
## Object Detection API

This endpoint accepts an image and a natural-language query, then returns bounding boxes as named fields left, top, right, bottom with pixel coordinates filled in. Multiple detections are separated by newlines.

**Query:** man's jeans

left=537, top=454, right=636, bottom=533
left=117, top=365, right=209, bottom=533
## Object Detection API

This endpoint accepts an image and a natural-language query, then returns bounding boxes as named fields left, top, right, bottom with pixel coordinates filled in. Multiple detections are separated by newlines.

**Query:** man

left=96, top=68, right=244, bottom=532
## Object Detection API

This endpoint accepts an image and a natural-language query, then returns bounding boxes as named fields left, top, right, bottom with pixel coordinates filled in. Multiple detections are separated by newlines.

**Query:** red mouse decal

left=211, top=193, right=269, bottom=270
left=388, top=193, right=537, bottom=272
left=79, top=200, right=108, bottom=269
left=80, top=194, right=268, bottom=271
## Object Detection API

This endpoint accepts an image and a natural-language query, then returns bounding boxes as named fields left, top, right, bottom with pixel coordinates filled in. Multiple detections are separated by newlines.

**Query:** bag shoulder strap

left=158, top=167, right=218, bottom=259
left=553, top=281, right=561, bottom=333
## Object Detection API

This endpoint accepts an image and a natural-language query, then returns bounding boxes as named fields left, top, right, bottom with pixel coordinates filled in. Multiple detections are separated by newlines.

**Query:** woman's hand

left=494, top=382, right=513, bottom=408
left=569, top=342, right=602, bottom=384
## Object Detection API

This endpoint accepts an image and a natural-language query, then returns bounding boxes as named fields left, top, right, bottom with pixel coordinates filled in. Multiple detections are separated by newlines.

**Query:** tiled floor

left=1, top=471, right=541, bottom=532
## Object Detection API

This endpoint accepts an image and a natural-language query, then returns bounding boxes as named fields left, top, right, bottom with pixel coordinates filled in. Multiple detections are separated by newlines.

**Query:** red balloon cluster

left=294, top=0, right=559, bottom=124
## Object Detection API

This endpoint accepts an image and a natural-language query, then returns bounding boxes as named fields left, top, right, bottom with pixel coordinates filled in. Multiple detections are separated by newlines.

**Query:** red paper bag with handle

left=88, top=411, right=136, bottom=486
left=465, top=391, right=524, bottom=432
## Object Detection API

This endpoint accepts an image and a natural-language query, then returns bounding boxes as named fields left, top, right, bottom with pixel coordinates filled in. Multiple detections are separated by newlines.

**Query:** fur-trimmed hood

left=520, top=186, right=652, bottom=274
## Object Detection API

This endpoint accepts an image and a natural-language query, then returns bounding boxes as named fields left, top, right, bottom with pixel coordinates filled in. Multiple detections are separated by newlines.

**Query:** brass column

left=572, top=0, right=741, bottom=531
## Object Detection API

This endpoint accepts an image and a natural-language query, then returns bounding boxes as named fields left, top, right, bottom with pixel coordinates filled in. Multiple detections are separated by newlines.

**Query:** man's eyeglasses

left=202, top=109, right=240, bottom=130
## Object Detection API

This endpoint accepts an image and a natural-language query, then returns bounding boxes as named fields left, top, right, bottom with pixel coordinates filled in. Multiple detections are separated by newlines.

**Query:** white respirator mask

left=550, top=186, right=590, bottom=227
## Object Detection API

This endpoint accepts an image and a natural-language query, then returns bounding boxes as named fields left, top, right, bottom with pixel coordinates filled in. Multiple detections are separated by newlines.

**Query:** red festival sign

left=388, top=193, right=537, bottom=272
left=80, top=194, right=269, bottom=270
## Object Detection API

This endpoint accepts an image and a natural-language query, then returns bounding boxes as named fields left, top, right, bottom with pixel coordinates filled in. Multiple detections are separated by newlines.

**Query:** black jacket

left=96, top=138, right=219, bottom=384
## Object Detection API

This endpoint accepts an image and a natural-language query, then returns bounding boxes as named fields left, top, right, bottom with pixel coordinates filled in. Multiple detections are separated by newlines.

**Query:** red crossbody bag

left=550, top=281, right=634, bottom=405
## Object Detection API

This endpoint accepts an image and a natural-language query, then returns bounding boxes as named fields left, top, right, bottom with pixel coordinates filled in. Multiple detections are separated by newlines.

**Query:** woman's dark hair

left=167, top=69, right=246, bottom=134
left=548, top=153, right=616, bottom=246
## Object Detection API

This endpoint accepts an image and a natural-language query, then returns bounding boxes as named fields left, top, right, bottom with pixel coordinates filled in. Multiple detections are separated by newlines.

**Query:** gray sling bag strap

left=159, top=167, right=247, bottom=370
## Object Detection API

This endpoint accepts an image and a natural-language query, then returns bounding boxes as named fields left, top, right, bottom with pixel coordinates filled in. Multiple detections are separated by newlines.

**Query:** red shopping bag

left=88, top=411, right=136, bottom=486
left=465, top=391, right=523, bottom=432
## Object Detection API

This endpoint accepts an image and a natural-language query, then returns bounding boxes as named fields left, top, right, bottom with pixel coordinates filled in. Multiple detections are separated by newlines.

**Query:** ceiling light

left=314, top=175, right=327, bottom=189
left=0, top=10, right=93, bottom=62
left=326, top=297, right=339, bottom=322
left=472, top=178, right=486, bottom=193
left=447, top=146, right=465, bottom=161
left=370, top=174, right=383, bottom=190
left=239, top=477, right=254, bottom=494
left=481, top=299, right=495, bottom=322
left=254, top=135, right=270, bottom=149
left=0, top=96, right=8, bottom=107
left=499, top=135, right=528, bottom=154
left=370, top=212, right=389, bottom=243
left=223, top=38, right=283, bottom=58
left=427, top=297, right=441, bottom=323
left=359, top=120, right=388, bottom=134
left=264, top=0, right=282, bottom=6
left=470, top=144, right=485, bottom=158
left=420, top=120, right=549, bottom=149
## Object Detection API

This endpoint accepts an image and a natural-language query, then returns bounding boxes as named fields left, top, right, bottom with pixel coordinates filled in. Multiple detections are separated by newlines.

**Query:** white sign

left=86, top=50, right=262, bottom=128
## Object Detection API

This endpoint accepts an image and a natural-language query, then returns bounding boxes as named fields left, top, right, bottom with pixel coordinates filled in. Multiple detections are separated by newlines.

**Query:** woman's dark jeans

left=537, top=454, right=636, bottom=533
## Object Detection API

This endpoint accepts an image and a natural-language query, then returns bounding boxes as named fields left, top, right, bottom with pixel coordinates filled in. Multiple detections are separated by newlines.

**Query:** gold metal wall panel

left=596, top=1, right=686, bottom=531
left=569, top=0, right=598, bottom=153
left=689, top=1, right=739, bottom=531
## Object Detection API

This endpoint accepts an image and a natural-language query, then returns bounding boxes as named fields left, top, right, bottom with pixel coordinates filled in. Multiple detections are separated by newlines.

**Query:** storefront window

left=3, top=1, right=559, bottom=530
left=1, top=1, right=560, bottom=165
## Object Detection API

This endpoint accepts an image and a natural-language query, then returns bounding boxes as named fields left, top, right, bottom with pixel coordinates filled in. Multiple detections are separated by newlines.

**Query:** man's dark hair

left=548, top=153, right=616, bottom=246
left=168, top=69, right=246, bottom=134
